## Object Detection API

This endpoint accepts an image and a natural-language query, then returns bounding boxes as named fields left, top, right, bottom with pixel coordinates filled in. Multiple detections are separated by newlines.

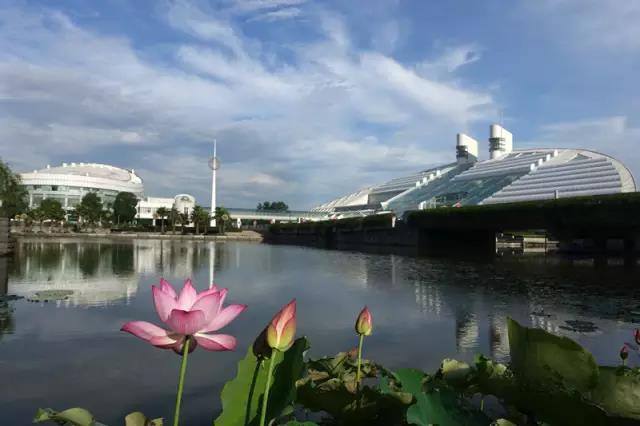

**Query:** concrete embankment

left=11, top=230, right=264, bottom=242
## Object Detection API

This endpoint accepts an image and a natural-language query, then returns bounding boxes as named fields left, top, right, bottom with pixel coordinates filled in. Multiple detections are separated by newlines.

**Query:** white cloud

left=248, top=7, right=302, bottom=22
left=520, top=1, right=640, bottom=51
left=0, top=2, right=495, bottom=208
left=525, top=116, right=640, bottom=180
left=248, top=173, right=286, bottom=186
left=416, top=44, right=482, bottom=76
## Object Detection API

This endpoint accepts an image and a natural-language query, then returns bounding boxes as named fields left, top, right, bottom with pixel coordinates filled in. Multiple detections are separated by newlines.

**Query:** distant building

left=19, top=162, right=196, bottom=223
left=20, top=162, right=144, bottom=210
left=313, top=124, right=637, bottom=218
left=137, top=194, right=196, bottom=225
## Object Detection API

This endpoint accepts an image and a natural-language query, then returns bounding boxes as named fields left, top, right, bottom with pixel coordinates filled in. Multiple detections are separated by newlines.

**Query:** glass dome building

left=20, top=162, right=144, bottom=211
left=313, top=125, right=636, bottom=218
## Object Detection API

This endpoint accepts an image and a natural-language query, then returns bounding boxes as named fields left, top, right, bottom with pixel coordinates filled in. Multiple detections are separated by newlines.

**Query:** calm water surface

left=1, top=238, right=639, bottom=425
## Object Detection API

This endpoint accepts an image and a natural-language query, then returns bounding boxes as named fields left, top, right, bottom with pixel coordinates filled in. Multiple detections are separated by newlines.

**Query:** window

left=52, top=185, right=58, bottom=191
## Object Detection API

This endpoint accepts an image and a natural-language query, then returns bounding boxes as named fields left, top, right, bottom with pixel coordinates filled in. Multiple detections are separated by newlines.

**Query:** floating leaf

left=124, top=411, right=163, bottom=426
left=33, top=407, right=95, bottom=426
left=214, top=336, right=309, bottom=426
left=406, top=388, right=488, bottom=426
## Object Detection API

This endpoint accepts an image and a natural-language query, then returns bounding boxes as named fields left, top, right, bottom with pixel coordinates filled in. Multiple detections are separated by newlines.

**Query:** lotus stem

left=173, top=337, right=191, bottom=426
left=259, top=350, right=278, bottom=426
left=356, top=334, right=365, bottom=387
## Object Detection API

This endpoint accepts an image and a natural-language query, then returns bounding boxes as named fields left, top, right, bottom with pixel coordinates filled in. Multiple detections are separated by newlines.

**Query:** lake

left=1, top=237, right=639, bottom=425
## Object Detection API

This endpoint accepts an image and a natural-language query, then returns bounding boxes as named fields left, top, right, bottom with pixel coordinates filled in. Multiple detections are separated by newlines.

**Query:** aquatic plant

left=121, top=278, right=247, bottom=426
left=34, top=288, right=640, bottom=426
left=260, top=299, right=297, bottom=426
left=354, top=306, right=372, bottom=386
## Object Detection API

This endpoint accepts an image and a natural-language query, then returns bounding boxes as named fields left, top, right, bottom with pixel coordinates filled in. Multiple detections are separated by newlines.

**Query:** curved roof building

left=20, top=162, right=143, bottom=210
left=313, top=125, right=636, bottom=218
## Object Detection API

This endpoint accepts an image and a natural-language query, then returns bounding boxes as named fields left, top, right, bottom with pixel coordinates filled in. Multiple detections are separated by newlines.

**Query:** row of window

left=25, top=185, right=119, bottom=195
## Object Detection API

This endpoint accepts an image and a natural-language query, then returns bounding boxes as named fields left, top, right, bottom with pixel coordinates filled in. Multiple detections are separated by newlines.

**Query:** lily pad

left=28, top=290, right=75, bottom=302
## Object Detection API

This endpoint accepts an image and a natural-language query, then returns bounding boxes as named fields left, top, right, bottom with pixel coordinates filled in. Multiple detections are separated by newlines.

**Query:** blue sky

left=1, top=0, right=638, bottom=209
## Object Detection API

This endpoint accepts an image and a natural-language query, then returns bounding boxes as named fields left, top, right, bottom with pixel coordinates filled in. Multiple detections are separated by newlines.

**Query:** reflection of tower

left=209, top=241, right=216, bottom=288
left=413, top=281, right=442, bottom=316
left=455, top=311, right=479, bottom=353
left=208, top=139, right=219, bottom=227
left=489, top=314, right=510, bottom=361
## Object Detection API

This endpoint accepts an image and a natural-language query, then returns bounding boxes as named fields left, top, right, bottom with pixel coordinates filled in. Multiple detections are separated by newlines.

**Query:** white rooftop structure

left=20, top=162, right=143, bottom=210
left=313, top=124, right=637, bottom=217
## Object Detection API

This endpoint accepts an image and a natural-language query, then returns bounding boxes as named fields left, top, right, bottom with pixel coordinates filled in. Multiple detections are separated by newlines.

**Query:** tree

left=0, top=158, right=28, bottom=218
left=113, top=192, right=138, bottom=225
left=76, top=192, right=103, bottom=226
left=156, top=207, right=170, bottom=234
left=169, top=207, right=179, bottom=234
left=257, top=201, right=289, bottom=211
left=191, top=205, right=209, bottom=235
left=215, top=206, right=231, bottom=234
left=39, top=199, right=65, bottom=226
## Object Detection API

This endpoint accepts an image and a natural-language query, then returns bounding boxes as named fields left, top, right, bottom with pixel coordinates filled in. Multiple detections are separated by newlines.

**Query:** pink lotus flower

left=620, top=345, right=629, bottom=361
left=121, top=278, right=246, bottom=354
left=355, top=306, right=373, bottom=336
left=266, top=299, right=297, bottom=351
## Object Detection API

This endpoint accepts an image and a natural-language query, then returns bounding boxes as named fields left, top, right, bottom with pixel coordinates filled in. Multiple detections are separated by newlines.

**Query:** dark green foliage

left=296, top=351, right=411, bottom=425
left=76, top=193, right=103, bottom=225
left=257, top=201, right=289, bottom=211
left=270, top=213, right=395, bottom=234
left=39, top=199, right=65, bottom=222
left=405, top=192, right=640, bottom=233
left=215, top=206, right=231, bottom=234
left=31, top=318, right=640, bottom=426
left=113, top=192, right=138, bottom=224
left=191, top=205, right=209, bottom=235
left=215, top=337, right=309, bottom=426
left=0, top=158, right=28, bottom=218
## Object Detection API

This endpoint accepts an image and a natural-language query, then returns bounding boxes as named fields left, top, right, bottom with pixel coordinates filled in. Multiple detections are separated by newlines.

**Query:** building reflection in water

left=0, top=256, right=15, bottom=340
left=10, top=241, right=139, bottom=307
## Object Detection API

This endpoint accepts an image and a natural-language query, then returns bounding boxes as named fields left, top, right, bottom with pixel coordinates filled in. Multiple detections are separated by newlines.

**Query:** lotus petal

left=166, top=309, right=206, bottom=335
left=191, top=292, right=224, bottom=324
left=160, top=278, right=177, bottom=299
left=121, top=321, right=170, bottom=343
left=153, top=286, right=177, bottom=322
left=176, top=279, right=198, bottom=309
left=194, top=333, right=237, bottom=351
left=203, top=304, right=247, bottom=332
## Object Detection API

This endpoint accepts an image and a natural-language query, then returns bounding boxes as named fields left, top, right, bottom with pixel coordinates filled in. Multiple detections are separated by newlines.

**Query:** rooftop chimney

left=456, top=133, right=479, bottom=164
left=489, top=124, right=513, bottom=160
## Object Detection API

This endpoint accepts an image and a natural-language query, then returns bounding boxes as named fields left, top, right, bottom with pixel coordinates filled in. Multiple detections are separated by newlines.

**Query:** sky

left=0, top=0, right=638, bottom=209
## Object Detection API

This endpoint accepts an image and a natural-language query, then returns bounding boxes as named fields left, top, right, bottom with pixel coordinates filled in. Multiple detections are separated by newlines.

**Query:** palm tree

left=169, top=207, right=179, bottom=234
left=191, top=205, right=207, bottom=235
left=215, top=206, right=231, bottom=234
left=156, top=207, right=169, bottom=234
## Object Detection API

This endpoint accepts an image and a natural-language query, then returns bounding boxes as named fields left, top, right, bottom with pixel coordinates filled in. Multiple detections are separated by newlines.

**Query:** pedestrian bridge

left=227, top=208, right=326, bottom=223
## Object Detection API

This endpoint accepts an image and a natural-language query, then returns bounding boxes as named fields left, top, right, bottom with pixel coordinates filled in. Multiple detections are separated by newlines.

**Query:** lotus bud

left=266, top=299, right=297, bottom=351
left=355, top=306, right=373, bottom=336
left=620, top=345, right=629, bottom=362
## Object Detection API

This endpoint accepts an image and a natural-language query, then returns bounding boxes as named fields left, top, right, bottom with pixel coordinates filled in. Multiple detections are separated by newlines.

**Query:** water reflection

left=0, top=256, right=15, bottom=340
left=2, top=239, right=639, bottom=425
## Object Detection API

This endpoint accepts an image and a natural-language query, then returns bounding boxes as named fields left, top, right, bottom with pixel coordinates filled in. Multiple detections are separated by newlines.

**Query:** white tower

left=208, top=139, right=220, bottom=227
